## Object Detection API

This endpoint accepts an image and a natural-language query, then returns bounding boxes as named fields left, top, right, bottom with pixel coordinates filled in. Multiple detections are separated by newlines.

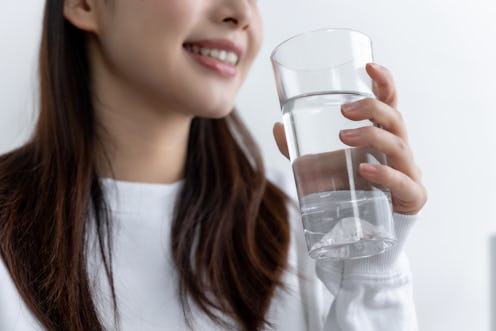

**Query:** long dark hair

left=0, top=1, right=291, bottom=331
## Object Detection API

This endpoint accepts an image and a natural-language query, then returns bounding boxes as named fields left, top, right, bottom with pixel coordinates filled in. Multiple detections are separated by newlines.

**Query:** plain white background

left=1, top=1, right=495, bottom=330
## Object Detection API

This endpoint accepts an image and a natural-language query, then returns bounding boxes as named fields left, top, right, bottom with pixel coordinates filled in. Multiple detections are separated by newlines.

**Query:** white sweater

left=0, top=173, right=418, bottom=331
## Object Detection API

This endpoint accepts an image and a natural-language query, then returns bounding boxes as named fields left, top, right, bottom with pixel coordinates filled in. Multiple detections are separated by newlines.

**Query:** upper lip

left=183, top=39, right=244, bottom=62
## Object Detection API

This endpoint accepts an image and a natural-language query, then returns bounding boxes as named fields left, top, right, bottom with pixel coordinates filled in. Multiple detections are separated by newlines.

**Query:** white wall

left=1, top=1, right=495, bottom=330
left=0, top=3, right=43, bottom=152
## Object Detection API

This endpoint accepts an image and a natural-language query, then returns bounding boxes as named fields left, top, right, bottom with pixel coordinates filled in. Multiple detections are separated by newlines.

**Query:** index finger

left=366, top=63, right=398, bottom=110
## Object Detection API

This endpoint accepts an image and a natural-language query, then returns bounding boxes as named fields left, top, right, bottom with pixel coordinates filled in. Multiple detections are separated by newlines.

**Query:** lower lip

left=183, top=48, right=237, bottom=77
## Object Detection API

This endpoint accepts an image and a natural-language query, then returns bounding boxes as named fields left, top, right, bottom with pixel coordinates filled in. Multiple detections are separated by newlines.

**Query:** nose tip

left=222, top=17, right=249, bottom=29
left=219, top=0, right=253, bottom=30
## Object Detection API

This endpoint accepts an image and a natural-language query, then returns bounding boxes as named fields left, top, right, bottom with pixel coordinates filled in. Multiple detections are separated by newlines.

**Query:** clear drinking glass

left=271, top=28, right=397, bottom=260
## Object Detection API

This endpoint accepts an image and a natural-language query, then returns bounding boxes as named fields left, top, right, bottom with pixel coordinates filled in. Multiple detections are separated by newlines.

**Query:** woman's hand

left=273, top=63, right=427, bottom=215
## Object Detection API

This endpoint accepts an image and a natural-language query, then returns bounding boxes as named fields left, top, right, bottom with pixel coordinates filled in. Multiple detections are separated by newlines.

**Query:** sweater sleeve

left=265, top=167, right=418, bottom=330
left=314, top=213, right=419, bottom=331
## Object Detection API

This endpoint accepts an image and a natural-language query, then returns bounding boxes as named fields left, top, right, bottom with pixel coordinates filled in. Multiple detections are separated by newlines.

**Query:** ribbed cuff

left=342, top=212, right=419, bottom=276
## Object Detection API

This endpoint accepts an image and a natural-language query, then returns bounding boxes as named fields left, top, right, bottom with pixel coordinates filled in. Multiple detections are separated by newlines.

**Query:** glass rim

left=270, top=27, right=373, bottom=71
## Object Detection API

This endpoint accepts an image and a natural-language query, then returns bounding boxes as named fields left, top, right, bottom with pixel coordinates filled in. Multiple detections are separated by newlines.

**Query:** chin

left=214, top=107, right=235, bottom=119
left=195, top=103, right=235, bottom=119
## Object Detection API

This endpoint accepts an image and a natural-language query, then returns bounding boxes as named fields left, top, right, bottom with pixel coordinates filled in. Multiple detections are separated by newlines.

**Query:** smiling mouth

left=183, top=43, right=239, bottom=66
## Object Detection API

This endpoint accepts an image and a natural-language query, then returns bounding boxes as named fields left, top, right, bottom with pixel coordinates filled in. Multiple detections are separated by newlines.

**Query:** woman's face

left=91, top=0, right=262, bottom=118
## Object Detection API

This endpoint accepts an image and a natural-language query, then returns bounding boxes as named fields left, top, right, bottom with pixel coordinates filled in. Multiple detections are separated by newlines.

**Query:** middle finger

left=341, top=98, right=408, bottom=142
left=339, top=126, right=420, bottom=182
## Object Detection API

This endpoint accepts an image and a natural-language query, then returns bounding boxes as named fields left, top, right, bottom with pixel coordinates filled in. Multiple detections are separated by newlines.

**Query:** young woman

left=0, top=0, right=427, bottom=330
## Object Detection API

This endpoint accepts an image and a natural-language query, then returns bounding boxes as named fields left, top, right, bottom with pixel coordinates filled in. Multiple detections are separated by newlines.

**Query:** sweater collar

left=98, top=177, right=184, bottom=215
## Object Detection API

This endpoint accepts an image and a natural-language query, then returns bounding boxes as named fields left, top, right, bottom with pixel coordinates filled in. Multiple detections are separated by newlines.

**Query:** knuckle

left=413, top=184, right=429, bottom=212
left=386, top=168, right=408, bottom=193
left=382, top=166, right=396, bottom=185
left=369, top=99, right=383, bottom=120
left=396, top=109, right=403, bottom=120
left=395, top=137, right=408, bottom=154
left=397, top=172, right=410, bottom=192
left=360, top=98, right=376, bottom=115
left=364, top=126, right=380, bottom=146
left=364, top=98, right=377, bottom=107
left=395, top=110, right=404, bottom=124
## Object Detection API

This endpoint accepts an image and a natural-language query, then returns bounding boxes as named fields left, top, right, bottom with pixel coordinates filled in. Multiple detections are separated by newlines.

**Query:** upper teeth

left=184, top=44, right=239, bottom=65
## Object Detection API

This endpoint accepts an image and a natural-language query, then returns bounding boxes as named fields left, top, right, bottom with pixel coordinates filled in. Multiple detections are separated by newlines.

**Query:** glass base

left=309, top=237, right=397, bottom=260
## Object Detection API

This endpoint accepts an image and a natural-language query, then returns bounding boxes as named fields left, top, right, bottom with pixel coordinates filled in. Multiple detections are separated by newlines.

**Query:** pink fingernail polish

left=341, top=102, right=358, bottom=113
left=340, top=129, right=360, bottom=139
left=360, top=163, right=377, bottom=174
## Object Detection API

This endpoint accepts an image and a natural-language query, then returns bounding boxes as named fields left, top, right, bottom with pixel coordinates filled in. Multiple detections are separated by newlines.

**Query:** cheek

left=94, top=1, right=259, bottom=117
left=246, top=13, right=264, bottom=67
left=254, top=14, right=264, bottom=52
left=98, top=2, right=192, bottom=82
left=104, top=0, right=194, bottom=47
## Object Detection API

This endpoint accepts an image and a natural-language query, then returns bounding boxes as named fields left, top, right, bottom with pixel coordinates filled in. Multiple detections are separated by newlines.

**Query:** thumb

left=272, top=122, right=290, bottom=160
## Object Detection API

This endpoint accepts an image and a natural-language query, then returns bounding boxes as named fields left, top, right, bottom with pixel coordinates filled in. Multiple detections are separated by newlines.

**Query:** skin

left=64, top=0, right=427, bottom=215
left=274, top=64, right=428, bottom=215
left=63, top=0, right=262, bottom=183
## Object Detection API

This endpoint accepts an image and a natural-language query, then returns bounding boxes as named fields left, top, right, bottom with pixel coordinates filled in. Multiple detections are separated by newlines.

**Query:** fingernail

left=370, top=63, right=384, bottom=71
left=360, top=163, right=378, bottom=175
left=340, top=129, right=360, bottom=139
left=341, top=102, right=358, bottom=114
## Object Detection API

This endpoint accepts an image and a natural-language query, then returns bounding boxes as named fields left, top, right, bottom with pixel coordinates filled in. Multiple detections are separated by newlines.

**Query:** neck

left=95, top=105, right=192, bottom=184
left=90, top=44, right=192, bottom=184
